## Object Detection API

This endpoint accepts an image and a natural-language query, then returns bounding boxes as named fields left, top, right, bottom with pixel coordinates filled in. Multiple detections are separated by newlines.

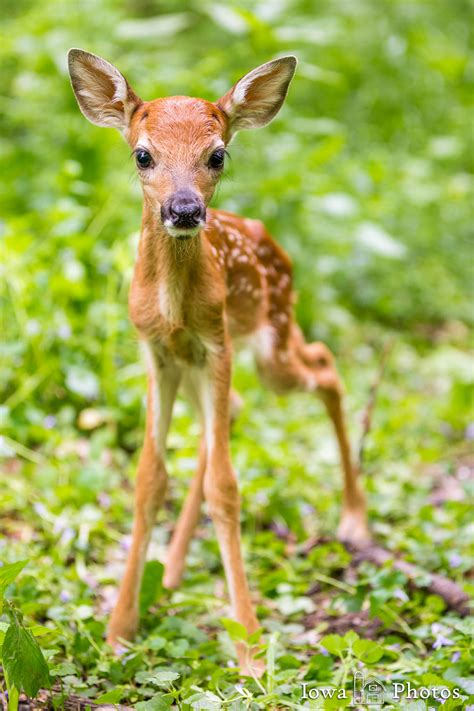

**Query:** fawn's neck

left=130, top=201, right=223, bottom=335
left=135, top=200, right=204, bottom=286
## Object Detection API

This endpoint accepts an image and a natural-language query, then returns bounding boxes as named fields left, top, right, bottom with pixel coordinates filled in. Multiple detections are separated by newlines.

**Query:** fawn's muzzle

left=161, top=190, right=206, bottom=232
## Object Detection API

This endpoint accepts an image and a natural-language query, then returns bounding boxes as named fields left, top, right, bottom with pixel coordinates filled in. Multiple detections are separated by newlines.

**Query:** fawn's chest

left=130, top=274, right=222, bottom=367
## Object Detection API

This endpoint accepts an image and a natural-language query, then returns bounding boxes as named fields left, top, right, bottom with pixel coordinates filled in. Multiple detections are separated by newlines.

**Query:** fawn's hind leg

left=163, top=439, right=206, bottom=589
left=163, top=389, right=244, bottom=589
left=255, top=327, right=369, bottom=546
left=299, top=339, right=369, bottom=545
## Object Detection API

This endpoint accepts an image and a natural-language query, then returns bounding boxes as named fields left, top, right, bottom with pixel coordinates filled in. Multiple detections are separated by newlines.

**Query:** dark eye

left=208, top=149, right=225, bottom=170
left=135, top=149, right=153, bottom=169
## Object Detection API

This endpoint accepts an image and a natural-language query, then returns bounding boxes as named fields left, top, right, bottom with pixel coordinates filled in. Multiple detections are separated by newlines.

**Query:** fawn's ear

left=68, top=49, right=141, bottom=132
left=217, top=56, right=297, bottom=138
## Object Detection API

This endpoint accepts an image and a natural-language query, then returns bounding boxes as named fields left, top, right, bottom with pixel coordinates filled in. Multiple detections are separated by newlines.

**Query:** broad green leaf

left=135, top=670, right=154, bottom=684
left=353, top=639, right=384, bottom=664
left=3, top=611, right=50, bottom=697
left=30, top=625, right=54, bottom=637
left=167, top=638, right=189, bottom=658
left=248, top=627, right=263, bottom=645
left=50, top=662, right=77, bottom=677
left=182, top=691, right=222, bottom=710
left=0, top=621, right=9, bottom=634
left=139, top=560, right=164, bottom=614
left=135, top=693, right=173, bottom=710
left=344, top=630, right=359, bottom=646
left=319, top=634, right=347, bottom=656
left=148, top=671, right=180, bottom=686
left=321, top=692, right=352, bottom=708
left=136, top=670, right=180, bottom=687
left=276, top=594, right=315, bottom=616
left=0, top=560, right=28, bottom=609
left=96, top=688, right=124, bottom=704
left=452, top=619, right=474, bottom=637
left=446, top=676, right=474, bottom=694
left=148, top=635, right=167, bottom=651
left=220, top=617, right=248, bottom=642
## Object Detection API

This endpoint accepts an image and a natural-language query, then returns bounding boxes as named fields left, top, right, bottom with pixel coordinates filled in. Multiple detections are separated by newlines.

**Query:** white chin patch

left=164, top=224, right=202, bottom=239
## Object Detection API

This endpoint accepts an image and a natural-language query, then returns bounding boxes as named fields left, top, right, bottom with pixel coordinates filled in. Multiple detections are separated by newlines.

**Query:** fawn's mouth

left=163, top=224, right=204, bottom=240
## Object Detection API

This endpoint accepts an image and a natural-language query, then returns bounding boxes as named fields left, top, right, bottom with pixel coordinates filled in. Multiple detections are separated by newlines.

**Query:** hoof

left=239, top=654, right=266, bottom=679
left=236, top=635, right=266, bottom=679
left=107, top=612, right=138, bottom=653
left=106, top=636, right=129, bottom=655
left=337, top=510, right=371, bottom=549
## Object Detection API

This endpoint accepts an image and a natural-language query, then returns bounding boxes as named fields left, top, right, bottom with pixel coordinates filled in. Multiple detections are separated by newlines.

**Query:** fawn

left=68, top=49, right=369, bottom=675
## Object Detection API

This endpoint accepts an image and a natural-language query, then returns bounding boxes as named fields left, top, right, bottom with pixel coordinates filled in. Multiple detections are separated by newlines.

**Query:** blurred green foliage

left=1, top=0, right=473, bottom=706
left=1, top=0, right=472, bottom=445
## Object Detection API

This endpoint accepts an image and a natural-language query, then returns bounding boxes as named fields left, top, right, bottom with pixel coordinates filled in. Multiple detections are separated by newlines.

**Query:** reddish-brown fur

left=68, top=50, right=369, bottom=676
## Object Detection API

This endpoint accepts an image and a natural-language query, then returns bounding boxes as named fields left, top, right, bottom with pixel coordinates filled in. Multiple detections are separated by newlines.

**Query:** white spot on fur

left=247, top=324, right=275, bottom=361
left=158, top=281, right=181, bottom=323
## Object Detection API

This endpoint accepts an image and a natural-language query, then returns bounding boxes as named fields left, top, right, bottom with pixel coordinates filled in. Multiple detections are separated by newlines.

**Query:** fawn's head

left=68, top=50, right=296, bottom=239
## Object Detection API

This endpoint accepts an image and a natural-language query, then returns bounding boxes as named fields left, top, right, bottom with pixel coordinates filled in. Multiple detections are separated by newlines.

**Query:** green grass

left=0, top=0, right=473, bottom=708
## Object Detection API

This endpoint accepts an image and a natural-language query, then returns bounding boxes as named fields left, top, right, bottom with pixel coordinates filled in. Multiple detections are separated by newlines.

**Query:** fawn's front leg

left=107, top=359, right=180, bottom=648
left=195, top=350, right=263, bottom=677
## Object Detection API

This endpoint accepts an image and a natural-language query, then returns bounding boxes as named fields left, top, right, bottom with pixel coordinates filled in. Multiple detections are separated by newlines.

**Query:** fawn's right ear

left=216, top=56, right=297, bottom=140
left=68, top=49, right=141, bottom=132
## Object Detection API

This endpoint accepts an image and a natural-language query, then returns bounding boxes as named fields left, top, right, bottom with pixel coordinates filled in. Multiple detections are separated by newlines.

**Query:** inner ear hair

left=217, top=56, right=297, bottom=137
left=68, top=49, right=141, bottom=131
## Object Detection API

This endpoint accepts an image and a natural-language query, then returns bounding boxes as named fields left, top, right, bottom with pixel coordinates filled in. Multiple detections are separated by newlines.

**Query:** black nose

left=162, top=190, right=206, bottom=229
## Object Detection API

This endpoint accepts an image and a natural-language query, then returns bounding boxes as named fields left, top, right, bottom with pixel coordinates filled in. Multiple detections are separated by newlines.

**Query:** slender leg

left=256, top=333, right=369, bottom=547
left=294, top=342, right=369, bottom=544
left=163, top=389, right=243, bottom=589
left=163, top=439, right=206, bottom=589
left=321, top=389, right=368, bottom=544
left=195, top=355, right=263, bottom=677
left=301, top=342, right=369, bottom=545
left=107, top=359, right=180, bottom=647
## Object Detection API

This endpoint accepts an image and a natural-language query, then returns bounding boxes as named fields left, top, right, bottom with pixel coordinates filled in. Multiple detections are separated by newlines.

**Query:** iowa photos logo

left=353, top=671, right=386, bottom=705
left=300, top=672, right=386, bottom=705
left=300, top=671, right=463, bottom=705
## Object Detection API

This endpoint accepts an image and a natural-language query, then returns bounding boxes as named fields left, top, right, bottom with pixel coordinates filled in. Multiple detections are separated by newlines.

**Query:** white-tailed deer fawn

left=68, top=49, right=369, bottom=676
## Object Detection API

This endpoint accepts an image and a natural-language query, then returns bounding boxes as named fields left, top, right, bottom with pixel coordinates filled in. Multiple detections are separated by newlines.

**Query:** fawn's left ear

left=68, top=49, right=141, bottom=132
left=216, top=56, right=297, bottom=139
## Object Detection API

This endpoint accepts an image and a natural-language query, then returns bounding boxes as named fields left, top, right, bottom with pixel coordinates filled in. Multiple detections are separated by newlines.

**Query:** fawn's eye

left=208, top=149, right=225, bottom=170
left=135, top=149, right=153, bottom=169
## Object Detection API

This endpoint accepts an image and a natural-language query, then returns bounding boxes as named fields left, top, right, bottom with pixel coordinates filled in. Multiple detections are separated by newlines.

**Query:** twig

left=346, top=542, right=470, bottom=616
left=301, top=537, right=470, bottom=616
left=16, top=690, right=133, bottom=710
left=358, top=339, right=395, bottom=469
